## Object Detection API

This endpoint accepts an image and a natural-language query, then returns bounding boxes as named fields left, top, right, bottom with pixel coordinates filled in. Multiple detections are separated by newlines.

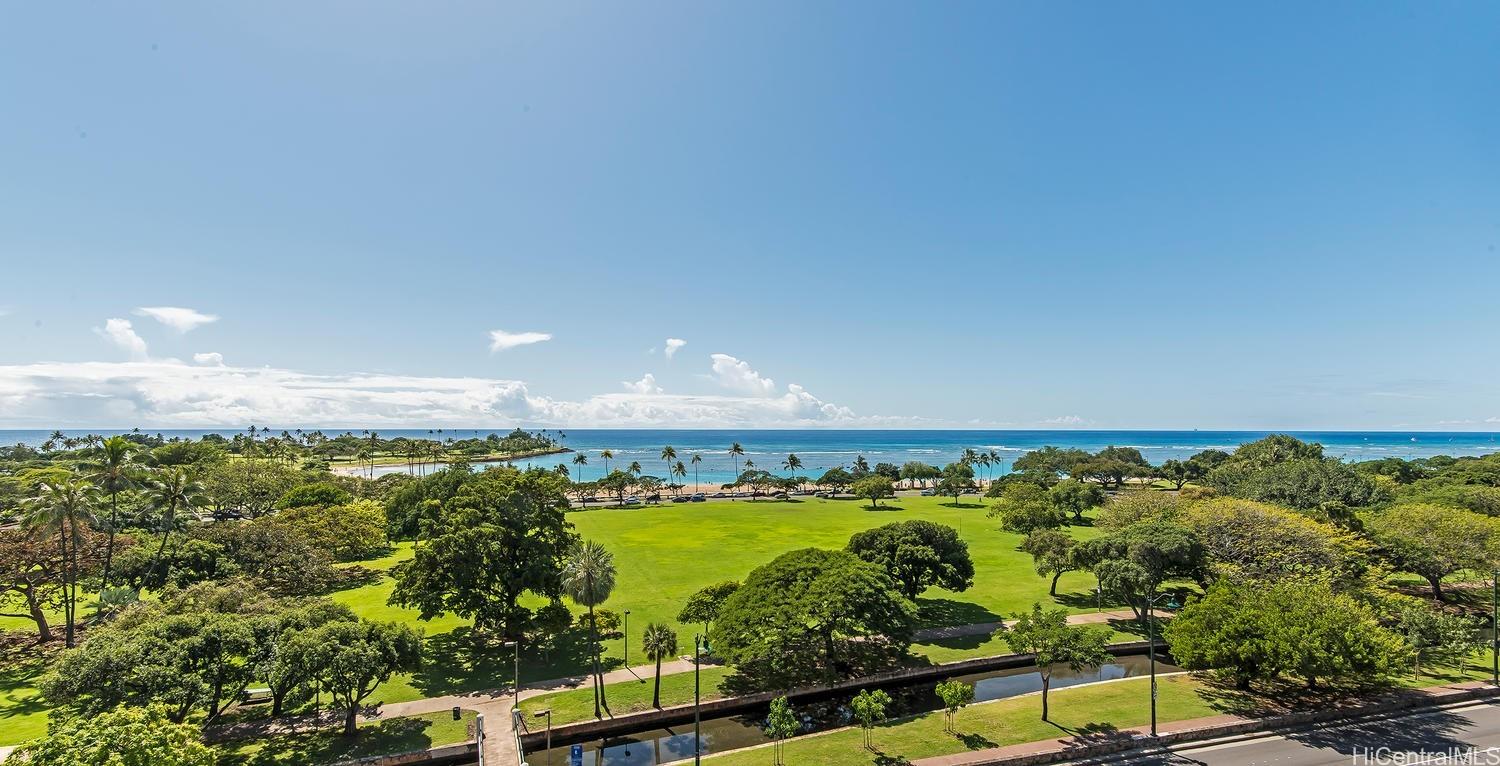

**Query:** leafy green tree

left=1096, top=491, right=1181, bottom=530
left=1391, top=601, right=1486, bottom=677
left=1215, top=458, right=1385, bottom=517
left=935, top=679, right=975, bottom=732
left=389, top=468, right=576, bottom=636
left=1165, top=579, right=1407, bottom=689
left=851, top=475, right=895, bottom=508
left=193, top=519, right=337, bottom=596
left=24, top=478, right=100, bottom=646
left=46, top=608, right=260, bottom=722
left=1013, top=447, right=1091, bottom=478
left=935, top=462, right=976, bottom=505
left=382, top=465, right=472, bottom=539
left=900, top=461, right=942, bottom=489
left=1157, top=459, right=1200, bottom=490
left=275, top=482, right=353, bottom=510
left=713, top=548, right=917, bottom=689
left=641, top=622, right=678, bottom=708
left=306, top=619, right=423, bottom=735
left=1073, top=520, right=1204, bottom=621
left=1366, top=504, right=1500, bottom=601
left=199, top=457, right=300, bottom=519
left=112, top=537, right=237, bottom=592
left=1022, top=529, right=1076, bottom=596
left=766, top=695, right=799, bottom=765
left=275, top=500, right=388, bottom=562
left=817, top=468, right=855, bottom=494
left=1000, top=603, right=1111, bottom=721
left=260, top=600, right=358, bottom=716
left=563, top=539, right=617, bottom=718
left=677, top=580, right=741, bottom=635
left=849, top=688, right=891, bottom=750
left=1049, top=479, right=1105, bottom=522
left=846, top=520, right=973, bottom=598
left=988, top=482, right=1066, bottom=535
left=1177, top=498, right=1370, bottom=587
left=0, top=525, right=104, bottom=643
left=12, top=703, right=216, bottom=766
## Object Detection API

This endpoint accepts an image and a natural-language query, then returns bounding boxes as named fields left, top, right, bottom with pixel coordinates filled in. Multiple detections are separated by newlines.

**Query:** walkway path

left=371, top=611, right=1145, bottom=765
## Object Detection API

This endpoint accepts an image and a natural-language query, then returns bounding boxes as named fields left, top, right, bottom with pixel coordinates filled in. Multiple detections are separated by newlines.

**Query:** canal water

left=521, top=655, right=1180, bottom=766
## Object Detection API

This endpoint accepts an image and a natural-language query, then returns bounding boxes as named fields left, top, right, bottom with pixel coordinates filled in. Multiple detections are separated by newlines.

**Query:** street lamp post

left=694, top=633, right=709, bottom=765
left=503, top=640, right=520, bottom=708
left=532, top=709, right=552, bottom=756
left=1492, top=570, right=1498, bottom=686
left=624, top=609, right=632, bottom=668
left=1145, top=591, right=1176, bottom=737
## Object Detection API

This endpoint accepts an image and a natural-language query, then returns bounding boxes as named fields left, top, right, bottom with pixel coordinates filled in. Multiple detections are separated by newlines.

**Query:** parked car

left=624, top=495, right=641, bottom=505
left=919, top=488, right=936, bottom=496
left=672, top=495, right=690, bottom=503
left=711, top=491, right=727, bottom=498
left=691, top=493, right=706, bottom=502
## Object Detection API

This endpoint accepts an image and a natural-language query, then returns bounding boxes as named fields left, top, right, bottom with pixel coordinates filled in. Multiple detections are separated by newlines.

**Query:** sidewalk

left=911, top=680, right=1497, bottom=766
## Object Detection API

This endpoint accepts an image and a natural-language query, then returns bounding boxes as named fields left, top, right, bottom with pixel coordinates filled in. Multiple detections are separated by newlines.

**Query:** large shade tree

left=845, top=520, right=974, bottom=599
left=389, top=468, right=577, bottom=636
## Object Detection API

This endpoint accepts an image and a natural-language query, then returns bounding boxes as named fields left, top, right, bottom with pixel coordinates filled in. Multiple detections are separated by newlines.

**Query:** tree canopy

left=712, top=548, right=917, bottom=688
left=846, top=520, right=974, bottom=599
left=389, top=467, right=576, bottom=636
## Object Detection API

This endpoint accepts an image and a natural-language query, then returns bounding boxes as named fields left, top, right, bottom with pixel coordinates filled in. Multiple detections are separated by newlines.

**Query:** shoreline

left=328, top=447, right=572, bottom=476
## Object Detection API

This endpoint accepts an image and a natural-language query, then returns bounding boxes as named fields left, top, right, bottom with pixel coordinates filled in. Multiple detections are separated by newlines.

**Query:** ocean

left=3, top=429, right=1498, bottom=484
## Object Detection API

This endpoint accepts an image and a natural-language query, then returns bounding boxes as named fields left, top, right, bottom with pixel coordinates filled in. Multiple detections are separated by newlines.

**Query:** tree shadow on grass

left=217, top=714, right=462, bottom=766
left=410, top=626, right=599, bottom=698
left=939, top=502, right=986, bottom=509
left=956, top=730, right=998, bottom=749
left=870, top=749, right=913, bottom=766
left=916, top=597, right=1000, bottom=628
left=864, top=504, right=906, bottom=512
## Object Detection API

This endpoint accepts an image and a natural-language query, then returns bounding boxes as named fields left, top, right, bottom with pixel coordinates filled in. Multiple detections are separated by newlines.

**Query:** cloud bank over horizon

left=0, top=356, right=908, bottom=429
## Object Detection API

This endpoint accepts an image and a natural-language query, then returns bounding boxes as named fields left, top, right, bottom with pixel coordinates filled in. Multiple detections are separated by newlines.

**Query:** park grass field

left=337, top=495, right=1109, bottom=705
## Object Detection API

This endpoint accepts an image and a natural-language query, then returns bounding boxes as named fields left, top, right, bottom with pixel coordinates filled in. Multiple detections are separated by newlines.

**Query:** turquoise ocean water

left=3, top=429, right=1498, bottom=484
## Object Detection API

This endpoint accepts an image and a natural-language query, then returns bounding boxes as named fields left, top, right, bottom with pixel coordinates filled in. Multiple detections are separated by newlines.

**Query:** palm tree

left=628, top=461, right=642, bottom=477
left=562, top=541, right=618, bottom=719
left=728, top=443, right=745, bottom=499
left=672, top=460, right=687, bottom=492
left=144, top=467, right=208, bottom=583
left=660, top=446, right=678, bottom=496
left=572, top=453, right=589, bottom=483
left=783, top=453, right=803, bottom=488
left=690, top=454, right=703, bottom=492
left=978, top=453, right=992, bottom=488
left=600, top=449, right=613, bottom=475
left=84, top=436, right=138, bottom=590
left=25, top=479, right=99, bottom=646
left=988, top=449, right=1001, bottom=484
left=44, top=430, right=65, bottom=452
left=641, top=623, right=679, bottom=708
left=366, top=431, right=381, bottom=478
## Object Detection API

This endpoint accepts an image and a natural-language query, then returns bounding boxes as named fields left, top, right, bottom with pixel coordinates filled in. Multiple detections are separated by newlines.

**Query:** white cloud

left=0, top=359, right=919, bottom=429
left=193, top=352, right=225, bottom=366
left=94, top=319, right=150, bottom=360
left=664, top=338, right=687, bottom=360
left=134, top=306, right=219, bottom=333
left=622, top=373, right=663, bottom=394
left=709, top=353, right=776, bottom=396
left=1040, top=415, right=1086, bottom=426
left=488, top=330, right=552, bottom=352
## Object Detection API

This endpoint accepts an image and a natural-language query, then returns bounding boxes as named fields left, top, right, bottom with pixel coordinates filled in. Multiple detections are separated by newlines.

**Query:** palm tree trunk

left=653, top=655, right=662, bottom=708
left=588, top=603, right=603, bottom=718
left=101, top=491, right=118, bottom=590
left=60, top=526, right=74, bottom=647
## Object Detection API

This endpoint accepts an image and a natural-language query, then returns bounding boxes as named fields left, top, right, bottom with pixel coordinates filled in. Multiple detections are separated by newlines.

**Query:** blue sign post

left=570, top=744, right=583, bottom=766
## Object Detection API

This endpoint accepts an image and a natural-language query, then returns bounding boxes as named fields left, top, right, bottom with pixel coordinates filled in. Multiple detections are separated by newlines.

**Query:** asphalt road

left=1070, top=702, right=1500, bottom=766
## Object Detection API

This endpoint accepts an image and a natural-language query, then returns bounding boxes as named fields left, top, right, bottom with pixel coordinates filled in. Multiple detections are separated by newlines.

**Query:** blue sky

left=1, top=2, right=1497, bottom=429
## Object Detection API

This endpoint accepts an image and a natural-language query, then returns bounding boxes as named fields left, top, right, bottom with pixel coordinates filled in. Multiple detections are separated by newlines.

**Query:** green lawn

left=519, top=666, right=735, bottom=725
left=0, top=648, right=49, bottom=746
left=336, top=496, right=1109, bottom=705
left=216, top=710, right=476, bottom=765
